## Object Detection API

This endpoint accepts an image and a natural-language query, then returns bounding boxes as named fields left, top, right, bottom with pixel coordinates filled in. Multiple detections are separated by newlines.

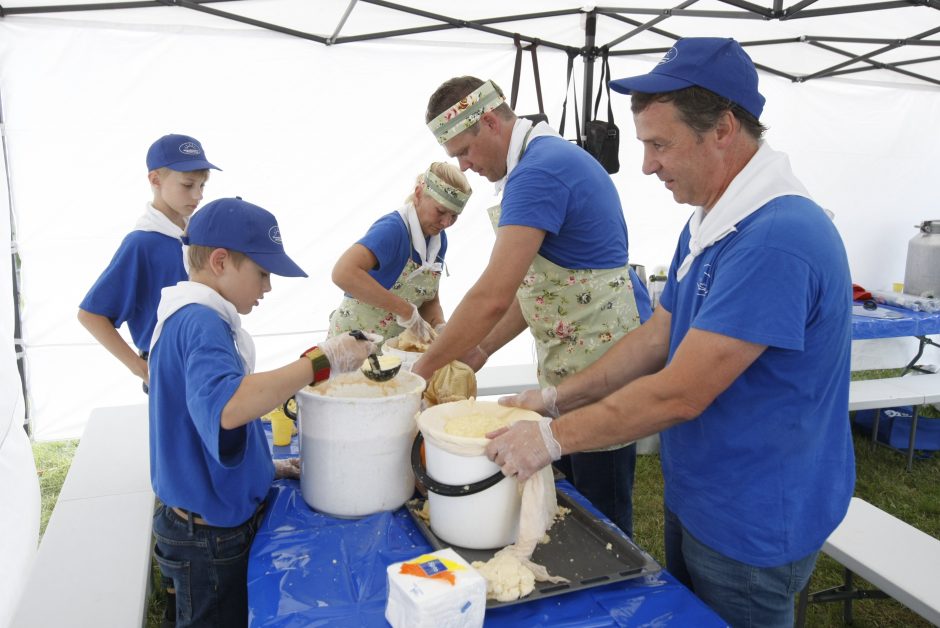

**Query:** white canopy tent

left=2, top=0, right=940, bottom=441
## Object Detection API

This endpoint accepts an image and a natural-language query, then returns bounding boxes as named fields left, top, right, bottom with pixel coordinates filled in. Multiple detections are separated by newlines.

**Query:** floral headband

left=424, top=168, right=470, bottom=214
left=427, top=80, right=506, bottom=145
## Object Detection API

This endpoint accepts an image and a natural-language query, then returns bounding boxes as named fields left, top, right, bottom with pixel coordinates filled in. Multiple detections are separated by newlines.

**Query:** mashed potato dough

left=395, top=328, right=431, bottom=352
left=444, top=413, right=512, bottom=438
left=471, top=552, right=536, bottom=602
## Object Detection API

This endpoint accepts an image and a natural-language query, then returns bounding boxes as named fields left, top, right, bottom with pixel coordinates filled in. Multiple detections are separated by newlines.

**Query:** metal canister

left=903, top=220, right=940, bottom=299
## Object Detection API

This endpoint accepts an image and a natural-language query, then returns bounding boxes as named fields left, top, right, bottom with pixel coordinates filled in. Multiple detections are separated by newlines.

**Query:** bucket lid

left=417, top=399, right=542, bottom=456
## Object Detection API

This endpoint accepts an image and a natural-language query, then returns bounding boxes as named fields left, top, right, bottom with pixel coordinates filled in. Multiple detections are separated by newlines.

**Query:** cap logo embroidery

left=268, top=226, right=282, bottom=244
left=179, top=141, right=202, bottom=156
left=659, top=47, right=678, bottom=65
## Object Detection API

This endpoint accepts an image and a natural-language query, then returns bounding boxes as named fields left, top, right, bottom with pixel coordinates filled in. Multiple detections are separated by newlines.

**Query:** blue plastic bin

left=853, top=406, right=940, bottom=451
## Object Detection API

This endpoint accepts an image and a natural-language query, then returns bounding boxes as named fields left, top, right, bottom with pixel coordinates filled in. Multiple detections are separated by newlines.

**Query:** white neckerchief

left=134, top=202, right=186, bottom=239
left=135, top=202, right=191, bottom=272
left=397, top=202, right=442, bottom=282
left=675, top=142, right=812, bottom=282
left=150, top=281, right=256, bottom=373
left=494, top=118, right=562, bottom=195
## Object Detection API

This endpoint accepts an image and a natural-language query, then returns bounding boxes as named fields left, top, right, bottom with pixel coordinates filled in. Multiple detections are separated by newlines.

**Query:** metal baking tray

left=404, top=489, right=661, bottom=608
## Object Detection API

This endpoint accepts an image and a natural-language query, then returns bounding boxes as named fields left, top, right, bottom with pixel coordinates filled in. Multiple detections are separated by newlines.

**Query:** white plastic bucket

left=296, top=370, right=424, bottom=518
left=415, top=400, right=541, bottom=549
left=424, top=435, right=520, bottom=549
left=382, top=336, right=423, bottom=370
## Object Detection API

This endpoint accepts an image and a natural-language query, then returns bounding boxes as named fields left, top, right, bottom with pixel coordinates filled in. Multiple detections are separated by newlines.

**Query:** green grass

left=33, top=368, right=940, bottom=626
left=32, top=439, right=78, bottom=537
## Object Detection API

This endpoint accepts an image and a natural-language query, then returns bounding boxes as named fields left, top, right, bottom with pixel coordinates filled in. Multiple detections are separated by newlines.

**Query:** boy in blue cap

left=490, top=38, right=853, bottom=628
left=149, top=197, right=378, bottom=627
left=78, top=133, right=220, bottom=391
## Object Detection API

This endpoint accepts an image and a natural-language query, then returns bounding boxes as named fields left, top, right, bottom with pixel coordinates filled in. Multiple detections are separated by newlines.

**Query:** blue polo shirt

left=356, top=211, right=448, bottom=290
left=658, top=196, right=854, bottom=566
left=149, top=303, right=273, bottom=527
left=79, top=230, right=187, bottom=352
left=501, top=136, right=628, bottom=270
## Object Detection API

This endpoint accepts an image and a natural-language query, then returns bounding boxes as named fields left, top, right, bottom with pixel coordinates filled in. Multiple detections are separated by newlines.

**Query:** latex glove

left=395, top=303, right=435, bottom=344
left=485, top=417, right=561, bottom=482
left=498, top=386, right=559, bottom=418
left=319, top=331, right=382, bottom=372
left=274, top=458, right=300, bottom=480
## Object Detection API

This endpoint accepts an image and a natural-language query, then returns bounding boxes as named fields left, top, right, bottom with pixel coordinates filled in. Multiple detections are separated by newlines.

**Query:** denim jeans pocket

left=153, top=544, right=193, bottom=623
left=211, top=526, right=254, bottom=560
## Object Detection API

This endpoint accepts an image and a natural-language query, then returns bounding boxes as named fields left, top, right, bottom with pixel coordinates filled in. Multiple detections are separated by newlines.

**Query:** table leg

left=900, top=336, right=940, bottom=376
left=907, top=405, right=921, bottom=472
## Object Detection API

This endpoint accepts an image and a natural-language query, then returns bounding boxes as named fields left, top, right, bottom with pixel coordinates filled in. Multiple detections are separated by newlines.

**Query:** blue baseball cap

left=146, top=133, right=221, bottom=172
left=182, top=198, right=307, bottom=278
left=609, top=37, right=765, bottom=119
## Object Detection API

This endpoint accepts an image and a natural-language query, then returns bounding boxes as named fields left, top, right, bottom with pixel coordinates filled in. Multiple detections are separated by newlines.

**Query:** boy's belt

left=170, top=502, right=265, bottom=528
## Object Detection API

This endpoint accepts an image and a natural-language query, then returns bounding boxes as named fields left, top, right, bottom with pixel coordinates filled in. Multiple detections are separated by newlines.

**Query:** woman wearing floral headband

left=328, top=162, right=471, bottom=342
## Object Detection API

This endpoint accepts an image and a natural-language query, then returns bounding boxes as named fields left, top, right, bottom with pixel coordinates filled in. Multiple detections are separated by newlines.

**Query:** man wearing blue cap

left=78, top=133, right=221, bottom=392
left=148, top=197, right=379, bottom=627
left=487, top=38, right=854, bottom=627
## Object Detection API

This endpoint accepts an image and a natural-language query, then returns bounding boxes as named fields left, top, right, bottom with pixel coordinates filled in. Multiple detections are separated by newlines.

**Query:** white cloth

left=416, top=400, right=567, bottom=588
left=150, top=281, right=256, bottom=373
left=0, top=416, right=40, bottom=628
left=134, top=202, right=186, bottom=239
left=494, top=119, right=562, bottom=195
left=675, top=142, right=811, bottom=282
left=134, top=202, right=191, bottom=273
left=397, top=202, right=442, bottom=282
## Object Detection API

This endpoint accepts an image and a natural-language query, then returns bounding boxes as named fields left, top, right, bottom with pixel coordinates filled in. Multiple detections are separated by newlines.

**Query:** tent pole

left=0, top=88, right=29, bottom=436
left=328, top=0, right=358, bottom=45
left=581, top=9, right=596, bottom=138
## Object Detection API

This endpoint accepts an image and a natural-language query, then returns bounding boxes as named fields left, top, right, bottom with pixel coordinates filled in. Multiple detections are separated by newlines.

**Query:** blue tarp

left=851, top=305, right=940, bottom=340
left=248, top=429, right=727, bottom=627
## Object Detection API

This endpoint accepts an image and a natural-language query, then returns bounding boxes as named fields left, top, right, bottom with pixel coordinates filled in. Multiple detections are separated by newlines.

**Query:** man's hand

left=457, top=345, right=488, bottom=372
left=319, top=331, right=382, bottom=372
left=498, top=386, right=559, bottom=418
left=273, top=458, right=300, bottom=480
left=484, top=417, right=561, bottom=482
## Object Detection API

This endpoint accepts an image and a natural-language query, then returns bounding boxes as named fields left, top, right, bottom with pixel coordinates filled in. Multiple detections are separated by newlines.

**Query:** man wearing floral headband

left=412, top=76, right=648, bottom=538
left=329, top=162, right=471, bottom=342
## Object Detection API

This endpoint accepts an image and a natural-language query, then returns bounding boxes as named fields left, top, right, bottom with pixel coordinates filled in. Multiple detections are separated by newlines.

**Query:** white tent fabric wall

left=1, top=7, right=939, bottom=439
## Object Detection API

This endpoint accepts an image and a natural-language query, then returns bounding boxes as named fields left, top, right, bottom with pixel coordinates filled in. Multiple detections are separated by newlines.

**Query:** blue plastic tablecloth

left=247, top=441, right=727, bottom=628
left=852, top=305, right=940, bottom=340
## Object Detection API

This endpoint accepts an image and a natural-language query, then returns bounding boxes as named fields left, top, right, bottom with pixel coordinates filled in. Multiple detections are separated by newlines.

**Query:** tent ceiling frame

left=1, top=1, right=938, bottom=89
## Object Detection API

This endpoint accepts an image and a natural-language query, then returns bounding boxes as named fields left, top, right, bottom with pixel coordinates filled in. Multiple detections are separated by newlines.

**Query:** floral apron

left=328, top=257, right=441, bottom=340
left=489, top=132, right=641, bottom=448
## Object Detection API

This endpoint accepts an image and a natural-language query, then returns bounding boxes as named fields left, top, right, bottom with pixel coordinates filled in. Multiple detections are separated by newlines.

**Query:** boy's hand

left=274, top=458, right=300, bottom=480
left=319, top=331, right=381, bottom=372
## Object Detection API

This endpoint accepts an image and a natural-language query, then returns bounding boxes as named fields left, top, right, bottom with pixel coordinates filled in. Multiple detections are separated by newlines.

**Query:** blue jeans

left=664, top=506, right=817, bottom=628
left=555, top=443, right=636, bottom=538
left=152, top=505, right=262, bottom=628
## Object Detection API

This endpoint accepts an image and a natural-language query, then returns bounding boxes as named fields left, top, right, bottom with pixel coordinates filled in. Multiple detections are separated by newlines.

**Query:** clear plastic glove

left=274, top=458, right=300, bottom=480
left=498, top=386, right=559, bottom=418
left=485, top=417, right=561, bottom=482
left=395, top=303, right=435, bottom=344
left=319, top=331, right=382, bottom=372
left=433, top=322, right=446, bottom=335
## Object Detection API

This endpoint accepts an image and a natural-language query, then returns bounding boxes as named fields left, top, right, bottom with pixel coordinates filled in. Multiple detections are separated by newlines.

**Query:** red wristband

left=300, top=346, right=331, bottom=385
